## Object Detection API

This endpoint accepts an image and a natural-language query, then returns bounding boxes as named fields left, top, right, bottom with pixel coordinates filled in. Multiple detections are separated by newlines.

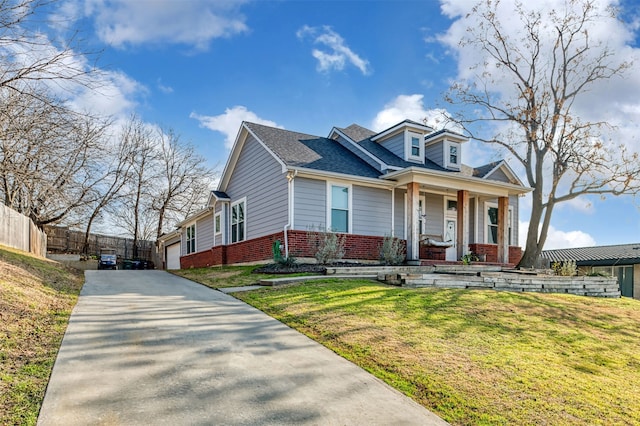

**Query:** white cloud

left=437, top=0, right=640, bottom=152
left=297, top=25, right=371, bottom=75
left=67, top=0, right=249, bottom=50
left=371, top=94, right=461, bottom=132
left=157, top=79, right=174, bottom=94
left=519, top=221, right=596, bottom=250
left=190, top=106, right=282, bottom=149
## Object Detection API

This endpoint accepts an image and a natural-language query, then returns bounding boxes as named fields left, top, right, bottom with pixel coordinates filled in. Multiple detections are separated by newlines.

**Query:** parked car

left=98, top=248, right=117, bottom=270
left=121, top=259, right=155, bottom=270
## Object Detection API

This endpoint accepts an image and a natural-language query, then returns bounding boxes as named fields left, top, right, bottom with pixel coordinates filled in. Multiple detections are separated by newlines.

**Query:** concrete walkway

left=38, top=270, right=448, bottom=425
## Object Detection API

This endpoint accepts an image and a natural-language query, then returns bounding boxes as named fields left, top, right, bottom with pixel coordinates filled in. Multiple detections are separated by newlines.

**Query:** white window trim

left=485, top=202, right=513, bottom=245
left=405, top=131, right=424, bottom=163
left=214, top=212, right=222, bottom=236
left=326, top=181, right=352, bottom=233
left=186, top=223, right=196, bottom=254
left=231, top=197, right=247, bottom=243
left=445, top=140, right=461, bottom=170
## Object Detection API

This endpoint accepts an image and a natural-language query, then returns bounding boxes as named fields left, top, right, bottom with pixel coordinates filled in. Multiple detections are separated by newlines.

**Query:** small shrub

left=277, top=255, right=297, bottom=268
left=307, top=227, right=346, bottom=265
left=380, top=235, right=405, bottom=265
left=552, top=260, right=577, bottom=276
left=461, top=252, right=479, bottom=265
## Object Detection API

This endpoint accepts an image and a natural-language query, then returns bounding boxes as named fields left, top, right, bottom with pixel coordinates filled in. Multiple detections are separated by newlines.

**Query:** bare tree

left=0, top=0, right=100, bottom=100
left=0, top=88, right=110, bottom=227
left=152, top=127, right=215, bottom=240
left=445, top=0, right=639, bottom=267
left=107, top=115, right=159, bottom=258
left=81, top=127, right=134, bottom=255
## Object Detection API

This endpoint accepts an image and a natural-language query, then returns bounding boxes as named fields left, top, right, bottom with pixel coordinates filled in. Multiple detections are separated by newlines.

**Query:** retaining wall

left=396, top=272, right=620, bottom=298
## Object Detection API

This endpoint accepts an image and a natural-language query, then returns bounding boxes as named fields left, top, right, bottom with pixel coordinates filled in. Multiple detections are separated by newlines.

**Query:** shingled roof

left=542, top=243, right=640, bottom=266
left=244, top=122, right=381, bottom=179
left=337, top=124, right=376, bottom=142
left=244, top=121, right=521, bottom=184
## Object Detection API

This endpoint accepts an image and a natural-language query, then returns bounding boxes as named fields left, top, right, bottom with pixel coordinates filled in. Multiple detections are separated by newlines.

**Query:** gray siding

left=181, top=227, right=188, bottom=256
left=394, top=189, right=405, bottom=238
left=424, top=193, right=444, bottom=237
left=486, top=168, right=511, bottom=183
left=425, top=142, right=444, bottom=168
left=225, top=134, right=288, bottom=239
left=352, top=185, right=393, bottom=236
left=196, top=212, right=214, bottom=252
left=469, top=200, right=476, bottom=244
left=294, top=177, right=326, bottom=230
left=379, top=132, right=404, bottom=159
left=214, top=203, right=224, bottom=246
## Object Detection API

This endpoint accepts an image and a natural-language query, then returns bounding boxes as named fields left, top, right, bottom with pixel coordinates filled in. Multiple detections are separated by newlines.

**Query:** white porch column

left=406, top=182, right=420, bottom=262
left=497, top=196, right=509, bottom=264
left=457, top=190, right=469, bottom=260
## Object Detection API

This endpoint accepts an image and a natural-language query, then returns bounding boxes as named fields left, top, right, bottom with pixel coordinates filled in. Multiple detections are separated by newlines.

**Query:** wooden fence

left=44, top=225, right=154, bottom=261
left=0, top=204, right=47, bottom=257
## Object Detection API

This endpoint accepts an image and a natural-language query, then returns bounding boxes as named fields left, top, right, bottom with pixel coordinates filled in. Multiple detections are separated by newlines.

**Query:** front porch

left=385, top=166, right=530, bottom=266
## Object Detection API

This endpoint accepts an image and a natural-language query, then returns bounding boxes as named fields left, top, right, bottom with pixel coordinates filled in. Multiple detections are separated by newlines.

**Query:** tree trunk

left=517, top=188, right=545, bottom=268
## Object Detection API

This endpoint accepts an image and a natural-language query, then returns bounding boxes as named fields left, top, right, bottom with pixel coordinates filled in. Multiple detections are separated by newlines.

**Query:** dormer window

left=411, top=136, right=420, bottom=156
left=445, top=141, right=461, bottom=169
left=406, top=131, right=424, bottom=162
left=449, top=145, right=458, bottom=164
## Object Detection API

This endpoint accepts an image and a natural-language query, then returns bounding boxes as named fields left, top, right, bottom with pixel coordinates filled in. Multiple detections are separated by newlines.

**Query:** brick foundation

left=178, top=232, right=522, bottom=268
left=469, top=243, right=522, bottom=264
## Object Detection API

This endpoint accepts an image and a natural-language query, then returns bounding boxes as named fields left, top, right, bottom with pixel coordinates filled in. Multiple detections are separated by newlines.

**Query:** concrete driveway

left=38, top=270, right=448, bottom=425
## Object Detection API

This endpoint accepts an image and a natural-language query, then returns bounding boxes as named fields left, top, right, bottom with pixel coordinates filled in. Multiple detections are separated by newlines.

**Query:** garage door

left=166, top=243, right=181, bottom=270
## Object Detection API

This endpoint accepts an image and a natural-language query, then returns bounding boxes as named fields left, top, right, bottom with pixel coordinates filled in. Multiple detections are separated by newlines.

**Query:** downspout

left=284, top=170, right=297, bottom=258
left=390, top=186, right=395, bottom=237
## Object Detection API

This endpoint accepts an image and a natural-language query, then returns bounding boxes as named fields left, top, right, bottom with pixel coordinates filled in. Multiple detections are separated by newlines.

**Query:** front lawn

left=0, top=246, right=84, bottom=425
left=172, top=264, right=314, bottom=288
left=232, top=279, right=640, bottom=425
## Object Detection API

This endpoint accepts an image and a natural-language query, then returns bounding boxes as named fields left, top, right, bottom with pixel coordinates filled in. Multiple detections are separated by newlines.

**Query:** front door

left=445, top=218, right=457, bottom=261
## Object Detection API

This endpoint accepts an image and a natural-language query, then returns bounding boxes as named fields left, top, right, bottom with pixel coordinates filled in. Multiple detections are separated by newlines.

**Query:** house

left=157, top=119, right=530, bottom=269
left=543, top=244, right=640, bottom=299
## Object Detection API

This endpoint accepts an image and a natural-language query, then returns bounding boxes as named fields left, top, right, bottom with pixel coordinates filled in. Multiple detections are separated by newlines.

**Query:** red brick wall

left=179, top=236, right=524, bottom=268
left=287, top=230, right=391, bottom=261
left=226, top=232, right=285, bottom=264
left=420, top=245, right=446, bottom=260
left=469, top=243, right=522, bottom=264
left=181, top=248, right=217, bottom=269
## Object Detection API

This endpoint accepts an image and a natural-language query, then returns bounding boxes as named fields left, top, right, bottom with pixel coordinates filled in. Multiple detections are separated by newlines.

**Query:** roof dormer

left=424, top=129, right=468, bottom=171
left=371, top=120, right=433, bottom=164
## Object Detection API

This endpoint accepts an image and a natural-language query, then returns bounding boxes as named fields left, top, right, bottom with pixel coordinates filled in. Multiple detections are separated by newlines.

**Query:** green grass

left=172, top=264, right=312, bottom=288
left=0, top=245, right=84, bottom=425
left=230, top=279, right=640, bottom=425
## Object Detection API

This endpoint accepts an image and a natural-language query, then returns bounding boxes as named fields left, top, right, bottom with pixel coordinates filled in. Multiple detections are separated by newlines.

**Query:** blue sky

left=35, top=0, right=640, bottom=249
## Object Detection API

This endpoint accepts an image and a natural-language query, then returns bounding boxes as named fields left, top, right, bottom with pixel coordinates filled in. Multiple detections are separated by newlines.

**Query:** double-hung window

left=407, top=131, right=423, bottom=162
left=214, top=213, right=221, bottom=235
left=444, top=141, right=461, bottom=169
left=231, top=199, right=246, bottom=243
left=486, top=203, right=512, bottom=245
left=186, top=224, right=196, bottom=254
left=449, top=144, right=458, bottom=165
left=329, top=184, right=349, bottom=233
